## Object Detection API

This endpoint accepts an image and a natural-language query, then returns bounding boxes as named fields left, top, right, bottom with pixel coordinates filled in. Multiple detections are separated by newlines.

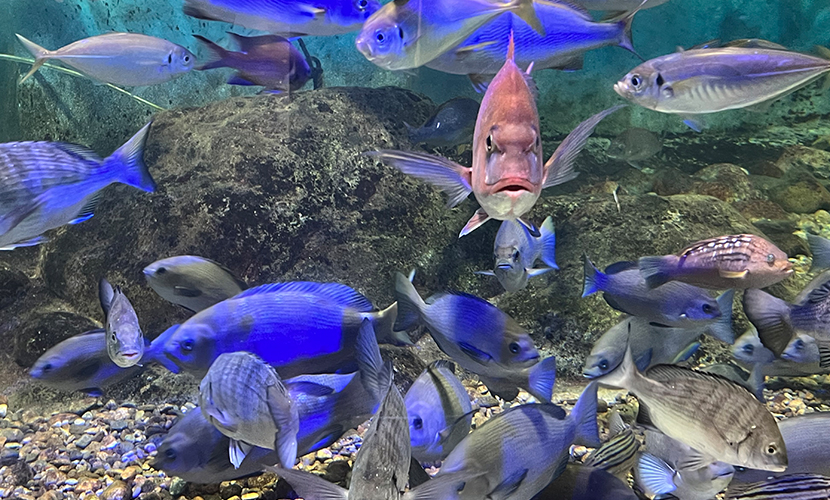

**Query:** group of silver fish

left=9, top=0, right=830, bottom=499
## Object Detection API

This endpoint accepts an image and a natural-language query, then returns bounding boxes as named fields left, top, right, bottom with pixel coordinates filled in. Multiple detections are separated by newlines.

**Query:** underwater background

left=4, top=0, right=830, bottom=499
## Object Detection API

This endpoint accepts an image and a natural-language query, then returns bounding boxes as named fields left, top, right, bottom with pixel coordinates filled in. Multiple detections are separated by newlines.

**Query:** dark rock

left=774, top=145, right=830, bottom=179
left=322, top=459, right=352, bottom=484
left=0, top=267, right=28, bottom=310
left=74, top=434, right=93, bottom=449
left=219, top=481, right=243, bottom=499
left=6, top=459, right=33, bottom=486
left=109, top=419, right=128, bottom=431
left=767, top=170, right=830, bottom=213
left=1, top=428, right=23, bottom=442
left=12, top=311, right=99, bottom=367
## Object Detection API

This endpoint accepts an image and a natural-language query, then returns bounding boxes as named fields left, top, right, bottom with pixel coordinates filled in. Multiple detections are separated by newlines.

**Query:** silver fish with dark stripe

left=726, top=474, right=830, bottom=499
left=638, top=234, right=792, bottom=290
left=583, top=410, right=639, bottom=480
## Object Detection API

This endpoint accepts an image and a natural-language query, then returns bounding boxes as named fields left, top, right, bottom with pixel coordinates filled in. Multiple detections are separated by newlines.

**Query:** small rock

left=1, top=429, right=24, bottom=442
left=219, top=482, right=243, bottom=499
left=101, top=481, right=131, bottom=500
left=241, top=493, right=260, bottom=500
left=169, top=477, right=187, bottom=497
left=120, top=465, right=140, bottom=481
left=74, top=435, right=93, bottom=449
left=315, top=449, right=333, bottom=461
left=109, top=420, right=129, bottom=432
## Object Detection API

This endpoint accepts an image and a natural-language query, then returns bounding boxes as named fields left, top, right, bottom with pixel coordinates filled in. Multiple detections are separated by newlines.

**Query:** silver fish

left=394, top=272, right=556, bottom=402
left=583, top=410, right=639, bottom=480
left=636, top=428, right=735, bottom=500
left=0, top=123, right=154, bottom=250
left=532, top=464, right=639, bottom=500
left=143, top=255, right=246, bottom=313
left=28, top=329, right=143, bottom=396
left=735, top=413, right=830, bottom=483
left=406, top=97, right=480, bottom=148
left=606, top=127, right=662, bottom=170
left=405, top=360, right=473, bottom=464
left=17, top=33, right=194, bottom=86
left=570, top=0, right=669, bottom=10
left=807, top=234, right=830, bottom=271
left=183, top=0, right=381, bottom=37
left=99, top=278, right=144, bottom=368
left=726, top=474, right=830, bottom=499
left=614, top=44, right=830, bottom=131
left=732, top=327, right=822, bottom=378
left=199, top=351, right=299, bottom=469
left=477, top=216, right=557, bottom=292
left=435, top=382, right=600, bottom=499
left=598, top=347, right=787, bottom=471
left=583, top=304, right=733, bottom=379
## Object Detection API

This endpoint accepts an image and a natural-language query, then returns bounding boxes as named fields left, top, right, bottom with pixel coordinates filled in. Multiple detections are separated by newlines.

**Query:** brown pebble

left=121, top=465, right=140, bottom=481
left=101, top=481, right=131, bottom=500
left=36, top=491, right=63, bottom=500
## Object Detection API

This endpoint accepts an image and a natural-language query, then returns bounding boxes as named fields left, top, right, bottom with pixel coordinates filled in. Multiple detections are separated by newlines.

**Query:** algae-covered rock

left=767, top=170, right=830, bottom=214
left=13, top=311, right=98, bottom=367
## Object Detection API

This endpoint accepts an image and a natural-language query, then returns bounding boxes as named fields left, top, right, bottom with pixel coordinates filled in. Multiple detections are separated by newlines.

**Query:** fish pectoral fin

left=681, top=115, right=707, bottom=132
left=474, top=270, right=496, bottom=276
left=68, top=193, right=100, bottom=225
left=0, top=235, right=47, bottom=251
left=299, top=4, right=326, bottom=18
left=458, top=341, right=493, bottom=364
left=228, top=439, right=252, bottom=469
left=671, top=342, right=701, bottom=363
left=467, top=74, right=492, bottom=93
left=454, top=41, right=497, bottom=55
left=634, top=348, right=653, bottom=371
left=674, top=447, right=711, bottom=471
left=0, top=198, right=41, bottom=235
left=479, top=376, right=519, bottom=402
left=718, top=269, right=748, bottom=279
left=267, top=384, right=300, bottom=467
left=526, top=267, right=553, bottom=278
left=265, top=466, right=348, bottom=499
left=459, top=208, right=491, bottom=237
left=488, top=468, right=528, bottom=499
left=173, top=286, right=203, bottom=298
left=365, top=150, right=472, bottom=208
left=637, top=453, right=677, bottom=496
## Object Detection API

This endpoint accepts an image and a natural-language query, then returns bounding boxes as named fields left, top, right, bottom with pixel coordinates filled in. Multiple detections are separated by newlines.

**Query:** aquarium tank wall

left=1, top=0, right=830, bottom=498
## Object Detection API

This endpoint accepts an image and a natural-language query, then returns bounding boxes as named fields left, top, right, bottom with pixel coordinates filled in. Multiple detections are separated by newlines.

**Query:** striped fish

left=726, top=474, right=830, bottom=499
left=584, top=411, right=639, bottom=479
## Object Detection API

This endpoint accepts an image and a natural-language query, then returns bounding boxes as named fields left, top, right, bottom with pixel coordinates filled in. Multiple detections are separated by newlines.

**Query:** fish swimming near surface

left=194, top=33, right=311, bottom=91
left=582, top=256, right=727, bottom=329
left=606, top=127, right=662, bottom=170
left=583, top=410, right=639, bottom=480
left=614, top=42, right=830, bottom=131
left=405, top=97, right=480, bottom=149
left=158, top=281, right=409, bottom=378
left=0, top=122, right=155, bottom=250
left=598, top=347, right=787, bottom=471
left=405, top=360, right=473, bottom=464
left=394, top=272, right=556, bottom=402
left=477, top=216, right=558, bottom=292
left=636, top=428, right=735, bottom=500
left=99, top=278, right=144, bottom=368
left=425, top=2, right=640, bottom=89
left=433, top=382, right=601, bottom=499
left=16, top=33, right=194, bottom=86
left=725, top=474, right=830, bottom=500
left=638, top=234, right=793, bottom=290
left=143, top=255, right=246, bottom=313
left=532, top=464, right=639, bottom=500
left=570, top=0, right=669, bottom=10
left=734, top=413, right=830, bottom=483
left=183, top=0, right=381, bottom=37
left=29, top=329, right=144, bottom=397
left=582, top=305, right=734, bottom=379
left=199, top=351, right=300, bottom=469
left=370, top=34, right=623, bottom=237
left=355, top=0, right=543, bottom=71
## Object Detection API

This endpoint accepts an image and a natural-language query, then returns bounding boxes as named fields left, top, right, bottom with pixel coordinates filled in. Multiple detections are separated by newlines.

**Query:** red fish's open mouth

left=492, top=178, right=535, bottom=194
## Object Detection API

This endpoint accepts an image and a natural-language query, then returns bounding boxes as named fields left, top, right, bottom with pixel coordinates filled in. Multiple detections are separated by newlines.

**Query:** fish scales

left=726, top=474, right=830, bottom=499
left=678, top=235, right=755, bottom=271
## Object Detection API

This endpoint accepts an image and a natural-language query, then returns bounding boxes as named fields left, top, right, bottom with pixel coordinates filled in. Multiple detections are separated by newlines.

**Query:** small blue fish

left=425, top=2, right=639, bottom=89
left=158, top=281, right=409, bottom=378
left=436, top=382, right=600, bottom=499
left=394, top=272, right=556, bottom=402
left=477, top=216, right=557, bottom=292
left=732, top=327, right=823, bottom=378
left=29, top=329, right=144, bottom=396
left=405, top=360, right=473, bottom=464
left=143, top=255, right=247, bottom=313
left=583, top=257, right=726, bottom=329
left=0, top=123, right=155, bottom=250
left=405, top=97, right=480, bottom=148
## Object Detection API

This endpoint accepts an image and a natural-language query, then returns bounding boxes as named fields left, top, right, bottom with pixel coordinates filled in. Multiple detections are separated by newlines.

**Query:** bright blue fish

left=426, top=1, right=639, bottom=89
left=158, top=281, right=408, bottom=377
left=477, top=216, right=558, bottom=292
left=0, top=123, right=155, bottom=250
left=583, top=257, right=727, bottom=330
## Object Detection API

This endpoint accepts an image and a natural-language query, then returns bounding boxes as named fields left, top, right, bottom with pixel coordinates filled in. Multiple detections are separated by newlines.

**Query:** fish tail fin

left=393, top=271, right=425, bottom=331
left=193, top=35, right=229, bottom=71
left=105, top=122, right=156, bottom=192
left=816, top=46, right=830, bottom=91
left=265, top=466, right=349, bottom=499
left=807, top=233, right=830, bottom=271
left=817, top=340, right=830, bottom=369
left=372, top=301, right=413, bottom=346
left=743, top=288, right=794, bottom=357
left=708, top=289, right=735, bottom=344
left=508, top=0, right=545, bottom=37
left=142, top=325, right=182, bottom=373
left=611, top=0, right=646, bottom=58
left=539, top=216, right=558, bottom=269
left=582, top=255, right=604, bottom=297
left=597, top=346, right=639, bottom=390
left=527, top=355, right=556, bottom=403
left=745, top=365, right=766, bottom=402
left=16, top=34, right=51, bottom=84
left=637, top=255, right=675, bottom=288
left=570, top=381, right=601, bottom=448
left=356, top=318, right=387, bottom=403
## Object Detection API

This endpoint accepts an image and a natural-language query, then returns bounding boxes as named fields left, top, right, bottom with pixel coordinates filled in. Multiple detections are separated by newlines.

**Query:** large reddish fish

left=370, top=34, right=623, bottom=236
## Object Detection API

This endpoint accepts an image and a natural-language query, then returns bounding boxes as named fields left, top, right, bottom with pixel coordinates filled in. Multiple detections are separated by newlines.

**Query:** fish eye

left=356, top=0, right=369, bottom=9
left=702, top=304, right=712, bottom=314
left=181, top=339, right=194, bottom=352
left=412, top=417, right=423, bottom=430
left=42, top=363, right=52, bottom=372
left=795, top=339, right=804, bottom=350
left=486, top=134, right=494, bottom=153
left=508, top=342, right=520, bottom=354
left=374, top=29, right=386, bottom=44
left=184, top=55, right=191, bottom=63
left=766, top=253, right=775, bottom=265
left=111, top=332, right=117, bottom=341
left=165, top=448, right=177, bottom=460
left=599, top=359, right=609, bottom=370
left=512, top=250, right=519, bottom=260
left=630, top=74, right=642, bottom=88
left=766, top=444, right=777, bottom=455
left=743, top=344, right=754, bottom=354
left=156, top=267, right=167, bottom=275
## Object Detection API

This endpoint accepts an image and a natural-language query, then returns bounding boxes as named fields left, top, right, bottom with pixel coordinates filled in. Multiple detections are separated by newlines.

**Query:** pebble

left=75, top=435, right=93, bottom=449
left=169, top=477, right=187, bottom=497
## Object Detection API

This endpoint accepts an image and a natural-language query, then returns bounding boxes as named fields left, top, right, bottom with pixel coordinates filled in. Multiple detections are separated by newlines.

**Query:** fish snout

left=613, top=81, right=629, bottom=99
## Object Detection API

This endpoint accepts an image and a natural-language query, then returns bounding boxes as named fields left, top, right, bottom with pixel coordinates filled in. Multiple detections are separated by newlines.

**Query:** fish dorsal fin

left=430, top=359, right=457, bottom=372
left=231, top=282, right=373, bottom=311
left=99, top=277, right=114, bottom=317
left=646, top=364, right=757, bottom=399
left=286, top=380, right=336, bottom=397
left=506, top=29, right=516, bottom=63
left=604, top=260, right=638, bottom=275
left=199, top=257, right=248, bottom=290
left=808, top=281, right=830, bottom=303
left=608, top=410, right=628, bottom=437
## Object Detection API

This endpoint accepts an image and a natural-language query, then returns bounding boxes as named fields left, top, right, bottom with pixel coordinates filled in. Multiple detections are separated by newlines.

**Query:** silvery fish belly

left=615, top=47, right=830, bottom=114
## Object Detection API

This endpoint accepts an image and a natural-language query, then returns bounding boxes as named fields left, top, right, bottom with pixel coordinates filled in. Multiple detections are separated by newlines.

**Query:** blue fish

left=425, top=1, right=639, bottom=89
left=532, top=464, right=639, bottom=500
left=583, top=257, right=727, bottom=331
left=158, top=281, right=409, bottom=377
left=394, top=272, right=556, bottom=402
left=477, top=216, right=558, bottom=292
left=0, top=123, right=155, bottom=250
left=405, top=97, right=480, bottom=148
